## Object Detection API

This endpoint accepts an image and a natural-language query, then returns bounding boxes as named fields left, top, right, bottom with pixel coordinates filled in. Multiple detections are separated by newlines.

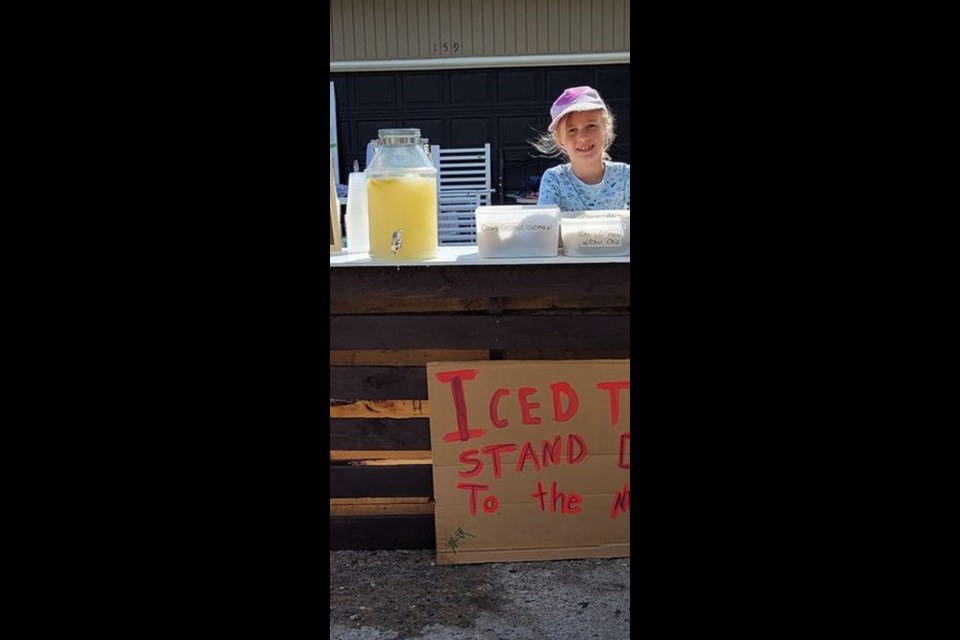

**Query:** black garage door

left=331, top=64, right=630, bottom=203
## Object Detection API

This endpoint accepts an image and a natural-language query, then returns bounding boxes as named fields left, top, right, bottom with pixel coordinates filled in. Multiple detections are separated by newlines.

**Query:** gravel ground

left=330, top=550, right=630, bottom=640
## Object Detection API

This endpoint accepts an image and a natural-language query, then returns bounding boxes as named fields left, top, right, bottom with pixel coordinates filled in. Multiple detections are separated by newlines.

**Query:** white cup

left=344, top=172, right=369, bottom=252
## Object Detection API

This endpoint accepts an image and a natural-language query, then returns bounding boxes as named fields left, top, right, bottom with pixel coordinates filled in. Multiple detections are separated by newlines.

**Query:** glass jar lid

left=378, top=128, right=421, bottom=145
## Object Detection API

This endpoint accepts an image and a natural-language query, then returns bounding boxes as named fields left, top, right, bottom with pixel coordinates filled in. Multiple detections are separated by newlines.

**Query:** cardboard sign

left=426, top=360, right=630, bottom=565
left=330, top=155, right=342, bottom=252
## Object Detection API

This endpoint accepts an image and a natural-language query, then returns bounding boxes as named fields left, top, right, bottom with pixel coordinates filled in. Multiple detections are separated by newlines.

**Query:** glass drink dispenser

left=364, top=128, right=438, bottom=260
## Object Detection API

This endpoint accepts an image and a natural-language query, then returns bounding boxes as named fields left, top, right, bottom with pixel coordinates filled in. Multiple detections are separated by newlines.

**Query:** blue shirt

left=537, top=161, right=630, bottom=211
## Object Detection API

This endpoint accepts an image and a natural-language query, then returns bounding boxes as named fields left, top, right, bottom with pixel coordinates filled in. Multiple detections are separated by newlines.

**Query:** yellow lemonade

left=367, top=175, right=438, bottom=259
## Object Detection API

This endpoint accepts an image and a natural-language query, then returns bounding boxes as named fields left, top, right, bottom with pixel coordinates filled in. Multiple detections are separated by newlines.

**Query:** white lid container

left=560, top=210, right=631, bottom=257
left=475, top=205, right=560, bottom=258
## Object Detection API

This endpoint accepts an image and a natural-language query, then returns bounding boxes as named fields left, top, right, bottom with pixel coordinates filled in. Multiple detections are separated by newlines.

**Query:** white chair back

left=433, top=144, right=495, bottom=245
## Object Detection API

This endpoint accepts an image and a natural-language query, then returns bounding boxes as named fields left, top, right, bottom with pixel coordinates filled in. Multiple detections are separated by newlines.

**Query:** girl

left=533, top=86, right=630, bottom=211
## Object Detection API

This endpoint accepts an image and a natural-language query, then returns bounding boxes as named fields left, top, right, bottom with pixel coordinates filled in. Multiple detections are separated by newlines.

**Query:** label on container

left=578, top=229, right=623, bottom=247
left=479, top=222, right=554, bottom=233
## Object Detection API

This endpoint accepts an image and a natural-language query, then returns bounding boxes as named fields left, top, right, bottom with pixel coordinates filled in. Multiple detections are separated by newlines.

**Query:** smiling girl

left=532, top=86, right=630, bottom=211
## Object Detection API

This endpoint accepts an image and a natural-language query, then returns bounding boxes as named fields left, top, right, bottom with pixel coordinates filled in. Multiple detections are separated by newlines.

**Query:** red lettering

left=540, top=436, right=562, bottom=467
left=481, top=443, right=517, bottom=479
left=550, top=480, right=565, bottom=513
left=489, top=388, right=510, bottom=428
left=516, top=441, right=542, bottom=473
left=456, top=482, right=488, bottom=515
left=596, top=380, right=630, bottom=426
left=517, top=386, right=542, bottom=425
left=531, top=481, right=548, bottom=511
left=458, top=449, right=482, bottom=478
left=482, top=495, right=499, bottom=513
left=567, top=433, right=587, bottom=464
left=610, top=481, right=630, bottom=519
left=456, top=436, right=591, bottom=480
left=553, top=481, right=583, bottom=514
left=549, top=381, right=580, bottom=422
left=531, top=480, right=581, bottom=514
left=617, top=432, right=630, bottom=469
left=436, top=369, right=486, bottom=442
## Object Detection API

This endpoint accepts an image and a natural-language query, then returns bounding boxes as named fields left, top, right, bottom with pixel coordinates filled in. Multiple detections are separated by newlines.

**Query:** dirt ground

left=330, top=550, right=630, bottom=639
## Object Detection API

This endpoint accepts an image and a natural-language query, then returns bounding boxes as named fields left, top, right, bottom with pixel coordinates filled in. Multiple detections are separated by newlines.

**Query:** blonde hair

left=531, top=109, right=616, bottom=161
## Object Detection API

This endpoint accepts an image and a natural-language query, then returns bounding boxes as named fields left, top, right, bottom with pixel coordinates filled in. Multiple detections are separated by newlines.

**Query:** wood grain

left=330, top=497, right=431, bottom=505
left=329, top=417, right=431, bottom=450
left=329, top=502, right=434, bottom=516
left=330, top=464, right=434, bottom=498
left=328, top=256, right=631, bottom=550
left=330, top=349, right=489, bottom=365
left=329, top=295, right=630, bottom=314
left=330, top=314, right=630, bottom=350
left=330, top=366, right=428, bottom=399
left=330, top=263, right=630, bottom=299
left=329, top=514, right=435, bottom=550
left=330, top=451, right=431, bottom=462
left=503, top=349, right=632, bottom=360
left=329, top=400, right=430, bottom=418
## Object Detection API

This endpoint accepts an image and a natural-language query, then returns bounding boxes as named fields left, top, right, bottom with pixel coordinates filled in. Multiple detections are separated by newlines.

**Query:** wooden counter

left=330, top=247, right=630, bottom=549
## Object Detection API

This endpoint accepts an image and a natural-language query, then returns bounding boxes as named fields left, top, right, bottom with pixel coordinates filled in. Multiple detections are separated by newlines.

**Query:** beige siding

left=329, top=0, right=629, bottom=61
left=525, top=0, right=537, bottom=54
left=503, top=0, right=516, bottom=55
left=493, top=0, right=504, bottom=55
left=568, top=0, right=580, bottom=51
left=612, top=0, right=625, bottom=51
left=449, top=0, right=462, bottom=55
left=623, top=0, right=630, bottom=50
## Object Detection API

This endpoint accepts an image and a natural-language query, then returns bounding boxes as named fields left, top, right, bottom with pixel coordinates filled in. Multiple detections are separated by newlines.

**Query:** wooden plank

left=330, top=297, right=489, bottom=314
left=329, top=295, right=630, bottom=314
left=330, top=464, right=434, bottom=498
left=329, top=502, right=434, bottom=516
left=502, top=295, right=630, bottom=311
left=330, top=366, right=428, bottom=399
left=330, top=263, right=630, bottom=300
left=356, top=457, right=433, bottom=465
left=330, top=514, right=435, bottom=549
left=330, top=497, right=430, bottom=505
left=330, top=451, right=431, bottom=462
left=330, top=314, right=630, bottom=350
left=329, top=417, right=431, bottom=450
left=502, top=349, right=632, bottom=360
left=330, top=400, right=429, bottom=419
left=330, top=350, right=489, bottom=365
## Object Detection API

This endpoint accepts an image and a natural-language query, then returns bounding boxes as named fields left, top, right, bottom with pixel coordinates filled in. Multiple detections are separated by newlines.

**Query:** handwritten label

left=578, top=230, right=623, bottom=247
left=479, top=223, right=554, bottom=233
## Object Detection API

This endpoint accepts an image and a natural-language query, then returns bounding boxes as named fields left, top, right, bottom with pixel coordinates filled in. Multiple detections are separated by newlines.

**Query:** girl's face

left=556, top=109, right=606, bottom=162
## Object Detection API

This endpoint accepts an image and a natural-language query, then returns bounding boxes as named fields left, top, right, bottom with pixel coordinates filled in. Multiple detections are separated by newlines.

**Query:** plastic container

left=560, top=210, right=630, bottom=257
left=475, top=205, right=560, bottom=258
left=344, top=172, right=369, bottom=252
left=365, top=129, right=438, bottom=260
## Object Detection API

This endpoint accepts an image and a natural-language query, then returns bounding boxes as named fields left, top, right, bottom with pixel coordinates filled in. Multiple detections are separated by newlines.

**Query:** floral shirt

left=536, top=161, right=630, bottom=211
